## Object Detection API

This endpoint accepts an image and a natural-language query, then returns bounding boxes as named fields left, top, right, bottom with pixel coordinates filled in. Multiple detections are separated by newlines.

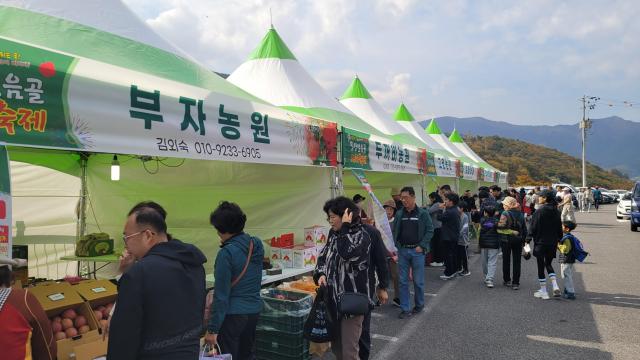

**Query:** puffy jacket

left=479, top=216, right=500, bottom=249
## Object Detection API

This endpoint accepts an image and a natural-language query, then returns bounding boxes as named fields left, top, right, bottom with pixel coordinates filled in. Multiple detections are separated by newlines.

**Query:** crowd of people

left=1, top=183, right=593, bottom=360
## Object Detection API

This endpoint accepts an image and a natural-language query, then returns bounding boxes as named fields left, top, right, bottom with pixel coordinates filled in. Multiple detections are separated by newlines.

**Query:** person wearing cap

left=353, top=194, right=371, bottom=224
left=394, top=186, right=434, bottom=319
left=382, top=199, right=400, bottom=307
left=558, top=188, right=575, bottom=223
left=0, top=256, right=56, bottom=360
left=496, top=196, right=527, bottom=290
left=390, top=187, right=403, bottom=212
left=530, top=190, right=563, bottom=300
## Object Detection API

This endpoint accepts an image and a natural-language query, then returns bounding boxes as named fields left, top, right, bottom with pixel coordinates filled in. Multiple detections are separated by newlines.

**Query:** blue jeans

left=398, top=246, right=425, bottom=312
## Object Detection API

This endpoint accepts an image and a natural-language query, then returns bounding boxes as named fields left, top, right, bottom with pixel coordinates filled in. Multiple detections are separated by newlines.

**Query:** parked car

left=613, top=189, right=631, bottom=198
left=617, top=193, right=632, bottom=219
left=599, top=188, right=619, bottom=203
left=631, top=181, right=640, bottom=232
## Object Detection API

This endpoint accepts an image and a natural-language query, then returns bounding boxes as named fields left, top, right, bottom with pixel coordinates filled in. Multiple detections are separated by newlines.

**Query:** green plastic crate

left=256, top=330, right=309, bottom=360
left=257, top=311, right=307, bottom=333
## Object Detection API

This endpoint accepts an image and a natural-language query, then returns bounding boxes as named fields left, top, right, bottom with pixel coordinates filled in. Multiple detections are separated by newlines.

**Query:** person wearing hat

left=530, top=190, right=563, bottom=299
left=496, top=196, right=527, bottom=290
left=0, top=256, right=56, bottom=360
left=353, top=194, right=370, bottom=224
left=382, top=199, right=400, bottom=307
left=390, top=187, right=403, bottom=212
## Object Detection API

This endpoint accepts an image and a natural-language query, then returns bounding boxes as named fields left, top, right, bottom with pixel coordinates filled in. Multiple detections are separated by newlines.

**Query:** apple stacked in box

left=50, top=308, right=90, bottom=340
left=92, top=302, right=115, bottom=331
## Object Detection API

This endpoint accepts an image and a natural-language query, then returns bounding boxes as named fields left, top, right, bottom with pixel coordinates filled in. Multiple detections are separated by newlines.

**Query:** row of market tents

left=0, top=1, right=507, bottom=279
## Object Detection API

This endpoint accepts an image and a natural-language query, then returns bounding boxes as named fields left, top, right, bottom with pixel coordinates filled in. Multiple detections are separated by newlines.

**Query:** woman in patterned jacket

left=314, top=196, right=371, bottom=360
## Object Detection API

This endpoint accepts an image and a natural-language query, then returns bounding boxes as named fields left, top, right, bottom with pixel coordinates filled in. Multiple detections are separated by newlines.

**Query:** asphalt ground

left=317, top=204, right=640, bottom=359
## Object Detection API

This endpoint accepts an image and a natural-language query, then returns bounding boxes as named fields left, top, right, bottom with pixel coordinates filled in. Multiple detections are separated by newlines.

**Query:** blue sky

left=123, top=0, right=640, bottom=125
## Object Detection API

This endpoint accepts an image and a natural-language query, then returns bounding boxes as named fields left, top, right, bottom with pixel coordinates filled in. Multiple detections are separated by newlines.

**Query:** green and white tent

left=392, top=103, right=457, bottom=157
left=228, top=27, right=386, bottom=138
left=448, top=128, right=485, bottom=164
left=0, top=2, right=338, bottom=279
left=339, top=76, right=427, bottom=147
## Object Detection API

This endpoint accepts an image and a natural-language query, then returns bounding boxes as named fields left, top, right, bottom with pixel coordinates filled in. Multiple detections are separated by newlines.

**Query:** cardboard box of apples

left=30, top=279, right=118, bottom=360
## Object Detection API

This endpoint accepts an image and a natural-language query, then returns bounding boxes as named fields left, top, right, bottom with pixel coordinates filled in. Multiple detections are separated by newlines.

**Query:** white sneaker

left=534, top=290, right=550, bottom=300
left=553, top=288, right=562, bottom=297
left=430, top=262, right=443, bottom=267
left=486, top=280, right=494, bottom=288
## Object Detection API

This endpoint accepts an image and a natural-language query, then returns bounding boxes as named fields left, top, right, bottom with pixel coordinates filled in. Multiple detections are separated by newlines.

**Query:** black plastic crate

left=257, top=311, right=307, bottom=333
left=256, top=330, right=309, bottom=360
left=256, top=328, right=307, bottom=350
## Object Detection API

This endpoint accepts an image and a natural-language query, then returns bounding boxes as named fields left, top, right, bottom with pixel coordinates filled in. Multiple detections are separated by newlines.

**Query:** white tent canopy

left=392, top=103, right=456, bottom=157
left=339, top=76, right=428, bottom=147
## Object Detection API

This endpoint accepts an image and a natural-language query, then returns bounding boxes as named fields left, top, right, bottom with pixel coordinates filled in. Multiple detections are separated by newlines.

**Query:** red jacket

left=0, top=287, right=56, bottom=360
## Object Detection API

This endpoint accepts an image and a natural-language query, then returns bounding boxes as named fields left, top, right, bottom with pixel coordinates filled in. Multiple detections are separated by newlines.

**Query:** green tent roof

left=425, top=119, right=442, bottom=135
left=340, top=76, right=372, bottom=100
left=248, top=27, right=296, bottom=60
left=449, top=128, right=464, bottom=143
left=393, top=103, right=415, bottom=122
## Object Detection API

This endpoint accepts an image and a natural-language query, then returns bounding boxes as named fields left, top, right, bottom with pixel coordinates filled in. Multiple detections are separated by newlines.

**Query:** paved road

left=321, top=204, right=640, bottom=360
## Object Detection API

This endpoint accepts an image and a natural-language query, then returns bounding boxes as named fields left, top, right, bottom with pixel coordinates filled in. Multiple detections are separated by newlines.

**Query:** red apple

left=94, top=310, right=103, bottom=321
left=51, top=321, right=63, bottom=333
left=52, top=316, right=62, bottom=323
left=74, top=316, right=87, bottom=328
left=65, top=327, right=78, bottom=338
left=61, top=318, right=73, bottom=330
left=62, top=309, right=77, bottom=320
left=78, top=325, right=90, bottom=334
left=55, top=331, right=67, bottom=341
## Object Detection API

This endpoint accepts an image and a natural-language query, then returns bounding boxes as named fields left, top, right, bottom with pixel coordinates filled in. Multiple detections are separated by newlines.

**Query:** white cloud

left=375, top=0, right=417, bottom=18
left=121, top=0, right=640, bottom=125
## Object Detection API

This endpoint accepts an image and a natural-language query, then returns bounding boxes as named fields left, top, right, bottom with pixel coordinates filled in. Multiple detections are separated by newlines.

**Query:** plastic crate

left=256, top=330, right=309, bottom=360
left=256, top=328, right=307, bottom=350
left=257, top=311, right=307, bottom=333
left=260, top=288, right=313, bottom=315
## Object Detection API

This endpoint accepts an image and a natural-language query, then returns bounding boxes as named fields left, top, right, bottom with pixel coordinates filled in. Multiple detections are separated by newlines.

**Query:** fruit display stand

left=205, top=267, right=313, bottom=288
left=59, top=254, right=120, bottom=279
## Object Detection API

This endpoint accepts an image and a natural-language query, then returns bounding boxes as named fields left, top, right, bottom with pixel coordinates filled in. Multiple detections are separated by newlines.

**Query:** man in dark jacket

left=393, top=187, right=434, bottom=319
left=108, top=205, right=207, bottom=360
left=438, top=193, right=462, bottom=279
left=359, top=223, right=389, bottom=360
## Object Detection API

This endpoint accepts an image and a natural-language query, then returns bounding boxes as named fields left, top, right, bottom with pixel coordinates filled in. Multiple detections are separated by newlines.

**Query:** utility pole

left=580, top=96, right=598, bottom=188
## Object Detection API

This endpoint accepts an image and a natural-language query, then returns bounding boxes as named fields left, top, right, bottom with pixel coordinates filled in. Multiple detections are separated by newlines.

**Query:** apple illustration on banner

left=39, top=61, right=56, bottom=78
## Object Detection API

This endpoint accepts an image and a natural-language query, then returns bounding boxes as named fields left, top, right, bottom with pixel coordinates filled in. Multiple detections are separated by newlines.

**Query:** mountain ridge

left=420, top=116, right=639, bottom=179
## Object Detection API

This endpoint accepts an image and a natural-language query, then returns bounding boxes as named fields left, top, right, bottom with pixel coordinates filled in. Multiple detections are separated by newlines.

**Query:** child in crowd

left=457, top=207, right=471, bottom=276
left=478, top=207, right=500, bottom=288
left=558, top=221, right=578, bottom=300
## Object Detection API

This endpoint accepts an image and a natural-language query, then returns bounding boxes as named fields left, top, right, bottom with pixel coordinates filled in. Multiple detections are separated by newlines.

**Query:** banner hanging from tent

left=351, top=169, right=397, bottom=254
left=0, top=144, right=11, bottom=259
left=341, top=127, right=427, bottom=174
left=483, top=168, right=496, bottom=183
left=462, top=162, right=479, bottom=181
left=498, top=172, right=508, bottom=184
left=0, top=37, right=338, bottom=167
left=425, top=152, right=459, bottom=178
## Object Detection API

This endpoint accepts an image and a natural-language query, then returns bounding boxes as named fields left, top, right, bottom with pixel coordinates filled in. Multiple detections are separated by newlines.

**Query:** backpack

left=567, top=234, right=589, bottom=262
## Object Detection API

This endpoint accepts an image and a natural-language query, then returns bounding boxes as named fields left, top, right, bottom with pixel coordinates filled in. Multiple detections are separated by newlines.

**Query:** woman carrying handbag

left=205, top=201, right=264, bottom=360
left=314, top=196, right=372, bottom=360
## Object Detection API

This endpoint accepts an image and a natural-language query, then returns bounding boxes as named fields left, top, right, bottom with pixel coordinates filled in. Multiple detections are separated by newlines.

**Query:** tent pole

left=78, top=153, right=89, bottom=239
